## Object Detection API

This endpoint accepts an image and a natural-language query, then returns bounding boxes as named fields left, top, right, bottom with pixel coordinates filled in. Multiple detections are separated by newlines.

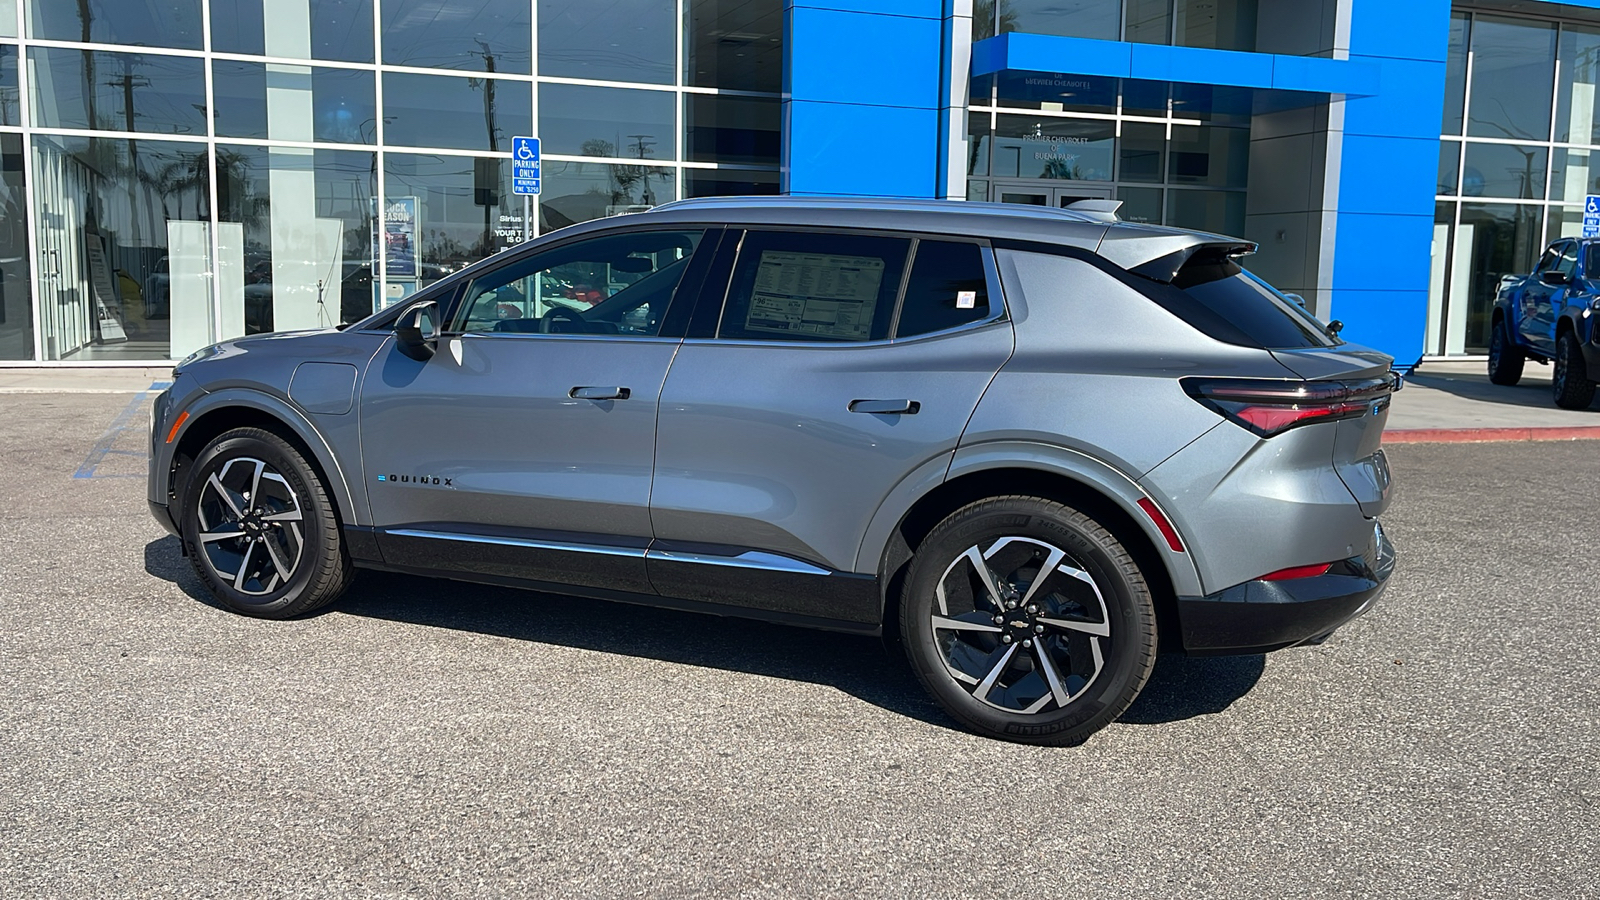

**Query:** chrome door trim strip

left=387, top=528, right=648, bottom=559
left=646, top=548, right=831, bottom=576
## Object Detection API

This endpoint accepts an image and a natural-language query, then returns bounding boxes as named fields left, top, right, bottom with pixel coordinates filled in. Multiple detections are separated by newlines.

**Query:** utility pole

left=106, top=56, right=151, bottom=247
left=474, top=39, right=498, bottom=254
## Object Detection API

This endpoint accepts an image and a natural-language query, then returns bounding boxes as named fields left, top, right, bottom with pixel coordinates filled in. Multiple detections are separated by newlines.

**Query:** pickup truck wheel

left=1488, top=319, right=1525, bottom=386
left=898, top=496, right=1158, bottom=746
left=1553, top=331, right=1597, bottom=410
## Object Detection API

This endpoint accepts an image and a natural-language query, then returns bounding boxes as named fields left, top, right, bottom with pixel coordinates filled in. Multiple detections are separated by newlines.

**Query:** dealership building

left=0, top=0, right=1597, bottom=367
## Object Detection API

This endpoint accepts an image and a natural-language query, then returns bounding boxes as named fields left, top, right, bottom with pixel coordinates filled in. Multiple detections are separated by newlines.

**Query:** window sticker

left=744, top=251, right=885, bottom=340
left=956, top=290, right=977, bottom=309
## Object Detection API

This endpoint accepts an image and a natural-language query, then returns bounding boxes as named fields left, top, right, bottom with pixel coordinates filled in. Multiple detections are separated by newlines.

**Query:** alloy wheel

left=195, top=456, right=305, bottom=599
left=931, top=536, right=1109, bottom=714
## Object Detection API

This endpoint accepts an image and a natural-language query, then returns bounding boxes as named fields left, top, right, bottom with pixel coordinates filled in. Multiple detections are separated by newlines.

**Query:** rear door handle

left=570, top=386, right=631, bottom=400
left=849, top=398, right=919, bottom=415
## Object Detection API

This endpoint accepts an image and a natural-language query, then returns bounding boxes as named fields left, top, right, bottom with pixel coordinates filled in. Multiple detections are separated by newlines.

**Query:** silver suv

left=148, top=197, right=1397, bottom=745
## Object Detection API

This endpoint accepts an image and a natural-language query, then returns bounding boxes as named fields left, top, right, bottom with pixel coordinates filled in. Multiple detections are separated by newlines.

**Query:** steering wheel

left=539, top=306, right=586, bottom=334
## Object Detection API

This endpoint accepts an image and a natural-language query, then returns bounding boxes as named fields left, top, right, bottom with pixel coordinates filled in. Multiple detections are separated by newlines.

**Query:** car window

left=717, top=231, right=909, bottom=343
left=1587, top=244, right=1600, bottom=278
left=1554, top=241, right=1579, bottom=278
left=456, top=230, right=704, bottom=336
left=1534, top=245, right=1560, bottom=274
left=1144, top=251, right=1340, bottom=350
left=895, top=241, right=992, bottom=338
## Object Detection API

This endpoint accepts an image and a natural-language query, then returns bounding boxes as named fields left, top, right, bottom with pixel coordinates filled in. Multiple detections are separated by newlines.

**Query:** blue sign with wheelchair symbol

left=511, top=136, right=540, bottom=196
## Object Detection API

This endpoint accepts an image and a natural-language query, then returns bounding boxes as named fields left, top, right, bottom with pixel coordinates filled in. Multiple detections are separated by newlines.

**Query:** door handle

left=570, top=386, right=630, bottom=401
left=849, top=398, right=919, bottom=415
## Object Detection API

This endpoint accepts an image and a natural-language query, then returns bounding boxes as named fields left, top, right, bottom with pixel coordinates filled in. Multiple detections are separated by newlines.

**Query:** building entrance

left=990, top=181, right=1114, bottom=208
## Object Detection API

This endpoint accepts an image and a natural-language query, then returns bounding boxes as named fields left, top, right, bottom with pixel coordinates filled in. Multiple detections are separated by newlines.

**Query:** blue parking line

left=73, top=382, right=169, bottom=479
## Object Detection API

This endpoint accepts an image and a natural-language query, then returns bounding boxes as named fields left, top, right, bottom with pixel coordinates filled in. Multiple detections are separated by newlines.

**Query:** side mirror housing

left=1326, top=318, right=1345, bottom=336
left=396, top=302, right=439, bottom=361
left=1541, top=270, right=1571, bottom=286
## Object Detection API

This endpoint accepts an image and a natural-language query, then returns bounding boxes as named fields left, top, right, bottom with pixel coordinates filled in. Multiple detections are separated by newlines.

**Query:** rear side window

left=895, top=241, right=992, bottom=338
left=1152, top=254, right=1338, bottom=350
left=718, top=231, right=909, bottom=343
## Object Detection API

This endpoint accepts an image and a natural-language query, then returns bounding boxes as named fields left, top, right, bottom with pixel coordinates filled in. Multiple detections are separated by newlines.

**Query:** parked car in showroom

left=148, top=197, right=1397, bottom=745
left=1489, top=237, right=1600, bottom=409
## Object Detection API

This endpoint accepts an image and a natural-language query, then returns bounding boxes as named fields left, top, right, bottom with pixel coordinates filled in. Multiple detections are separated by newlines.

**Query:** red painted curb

left=1385, top=426, right=1600, bottom=444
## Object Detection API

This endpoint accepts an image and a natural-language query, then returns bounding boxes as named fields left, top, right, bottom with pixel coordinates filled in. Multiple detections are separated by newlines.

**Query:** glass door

left=991, top=181, right=1114, bottom=208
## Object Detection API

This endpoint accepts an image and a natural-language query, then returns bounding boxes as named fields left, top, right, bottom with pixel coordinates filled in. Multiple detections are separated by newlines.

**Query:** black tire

left=1488, top=318, right=1525, bottom=386
left=179, top=427, right=352, bottom=618
left=1553, top=330, right=1597, bottom=410
left=898, top=496, right=1158, bottom=746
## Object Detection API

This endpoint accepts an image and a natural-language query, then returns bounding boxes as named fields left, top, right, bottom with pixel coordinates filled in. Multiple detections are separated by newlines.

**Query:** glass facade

left=7, top=0, right=779, bottom=362
left=979, top=0, right=1259, bottom=51
left=1431, top=8, right=1600, bottom=356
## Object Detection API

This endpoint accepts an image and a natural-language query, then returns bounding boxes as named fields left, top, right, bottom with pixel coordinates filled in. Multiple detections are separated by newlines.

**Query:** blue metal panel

left=1272, top=54, right=1380, bottom=96
left=1348, top=0, right=1453, bottom=63
left=1130, top=43, right=1274, bottom=89
left=795, top=0, right=941, bottom=16
left=1325, top=289, right=1432, bottom=367
left=786, top=100, right=939, bottom=196
left=1342, top=56, right=1447, bottom=140
left=1337, top=136, right=1441, bottom=216
left=978, top=33, right=1132, bottom=79
left=1332, top=214, right=1436, bottom=293
left=789, top=7, right=943, bottom=108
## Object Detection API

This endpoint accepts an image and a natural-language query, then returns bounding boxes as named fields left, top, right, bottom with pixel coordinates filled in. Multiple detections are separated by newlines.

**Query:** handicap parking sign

left=511, top=136, right=540, bottom=196
left=1585, top=194, right=1600, bottom=238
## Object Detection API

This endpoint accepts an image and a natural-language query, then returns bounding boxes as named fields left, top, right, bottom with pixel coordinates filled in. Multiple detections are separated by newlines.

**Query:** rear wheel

left=1553, top=330, right=1597, bottom=410
left=1488, top=318, right=1525, bottom=386
left=180, top=427, right=352, bottom=618
left=899, top=496, right=1158, bottom=746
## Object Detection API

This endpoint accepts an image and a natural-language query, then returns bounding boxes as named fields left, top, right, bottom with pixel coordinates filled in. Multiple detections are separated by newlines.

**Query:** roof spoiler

left=1125, top=240, right=1258, bottom=284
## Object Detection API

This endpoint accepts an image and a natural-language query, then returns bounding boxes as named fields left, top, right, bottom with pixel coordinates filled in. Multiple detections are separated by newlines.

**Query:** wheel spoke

left=932, top=614, right=1002, bottom=634
left=248, top=459, right=264, bottom=508
left=1031, top=638, right=1074, bottom=708
left=1019, top=545, right=1066, bottom=608
left=228, top=539, right=257, bottom=584
left=261, top=508, right=302, bottom=523
left=207, top=473, right=246, bottom=519
left=973, top=642, right=1018, bottom=703
left=261, top=536, right=293, bottom=583
left=1037, top=616, right=1110, bottom=637
left=961, top=546, right=1007, bottom=610
left=198, top=522, right=246, bottom=543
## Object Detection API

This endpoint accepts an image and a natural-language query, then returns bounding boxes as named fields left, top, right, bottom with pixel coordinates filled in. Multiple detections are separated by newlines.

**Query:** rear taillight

left=1258, top=562, right=1333, bottom=581
left=1181, top=374, right=1396, bottom=438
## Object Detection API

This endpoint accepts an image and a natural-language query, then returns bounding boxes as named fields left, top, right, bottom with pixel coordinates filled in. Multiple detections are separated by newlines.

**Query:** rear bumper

left=1177, top=521, right=1395, bottom=656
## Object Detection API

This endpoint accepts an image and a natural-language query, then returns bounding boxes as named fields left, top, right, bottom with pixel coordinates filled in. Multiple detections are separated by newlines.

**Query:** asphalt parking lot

left=2, top=390, right=1597, bottom=898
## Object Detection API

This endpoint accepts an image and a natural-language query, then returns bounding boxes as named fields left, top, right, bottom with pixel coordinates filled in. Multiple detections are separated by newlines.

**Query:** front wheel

left=1553, top=330, right=1597, bottom=410
left=1488, top=319, right=1525, bottom=386
left=899, top=496, right=1158, bottom=746
left=180, top=427, right=352, bottom=618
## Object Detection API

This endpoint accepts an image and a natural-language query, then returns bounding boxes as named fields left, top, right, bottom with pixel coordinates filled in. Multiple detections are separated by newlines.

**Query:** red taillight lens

left=1182, top=374, right=1396, bottom=438
left=1258, top=562, right=1333, bottom=581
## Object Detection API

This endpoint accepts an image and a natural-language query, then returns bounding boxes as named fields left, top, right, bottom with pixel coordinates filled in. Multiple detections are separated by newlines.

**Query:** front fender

left=158, top=387, right=362, bottom=528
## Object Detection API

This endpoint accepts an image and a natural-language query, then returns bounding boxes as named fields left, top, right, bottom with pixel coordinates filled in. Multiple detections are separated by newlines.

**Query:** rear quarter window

left=1143, top=254, right=1339, bottom=350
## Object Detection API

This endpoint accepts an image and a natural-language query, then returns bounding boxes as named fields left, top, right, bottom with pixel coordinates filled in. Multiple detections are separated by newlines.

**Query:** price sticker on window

left=956, top=290, right=977, bottom=309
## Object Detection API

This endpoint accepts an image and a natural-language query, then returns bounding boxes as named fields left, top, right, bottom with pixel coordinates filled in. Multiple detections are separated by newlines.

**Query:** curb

left=1386, top=426, right=1600, bottom=444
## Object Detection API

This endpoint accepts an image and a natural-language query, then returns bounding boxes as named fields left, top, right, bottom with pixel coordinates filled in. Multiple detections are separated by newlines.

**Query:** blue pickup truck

left=1490, top=237, right=1600, bottom=409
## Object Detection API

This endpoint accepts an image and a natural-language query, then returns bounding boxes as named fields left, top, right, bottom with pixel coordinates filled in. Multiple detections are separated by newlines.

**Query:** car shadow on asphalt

left=1407, top=368, right=1598, bottom=412
left=144, top=536, right=1263, bottom=733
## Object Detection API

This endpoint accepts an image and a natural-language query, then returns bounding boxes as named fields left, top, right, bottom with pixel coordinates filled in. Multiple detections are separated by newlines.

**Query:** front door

left=991, top=181, right=1115, bottom=209
left=647, top=228, right=1014, bottom=625
left=359, top=226, right=712, bottom=594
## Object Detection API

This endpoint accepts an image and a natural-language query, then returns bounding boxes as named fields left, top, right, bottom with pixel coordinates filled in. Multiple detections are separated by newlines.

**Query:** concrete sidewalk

left=2, top=360, right=1597, bottom=442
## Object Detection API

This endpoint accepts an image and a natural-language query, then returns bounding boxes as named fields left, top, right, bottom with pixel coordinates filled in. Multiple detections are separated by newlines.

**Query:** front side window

left=1554, top=241, right=1580, bottom=279
left=456, top=230, right=704, bottom=336
left=896, top=241, right=993, bottom=338
left=718, top=231, right=909, bottom=343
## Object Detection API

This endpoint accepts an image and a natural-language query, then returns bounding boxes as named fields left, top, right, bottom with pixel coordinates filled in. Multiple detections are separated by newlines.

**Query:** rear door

left=646, top=228, right=1013, bottom=624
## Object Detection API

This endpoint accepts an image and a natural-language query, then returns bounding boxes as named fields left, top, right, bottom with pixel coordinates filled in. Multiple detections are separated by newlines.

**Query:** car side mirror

left=396, top=302, right=439, bottom=361
left=1326, top=319, right=1345, bottom=336
left=1541, top=271, right=1571, bottom=286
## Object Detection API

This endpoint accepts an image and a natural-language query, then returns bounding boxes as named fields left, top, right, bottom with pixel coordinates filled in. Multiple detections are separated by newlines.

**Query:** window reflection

left=685, top=0, right=781, bottom=93
left=0, top=133, right=30, bottom=359
left=1167, top=188, right=1246, bottom=237
left=213, top=63, right=377, bottom=144
left=1442, top=13, right=1469, bottom=136
left=992, top=115, right=1113, bottom=181
left=215, top=145, right=377, bottom=335
left=1467, top=16, right=1556, bottom=142
left=685, top=95, right=779, bottom=166
left=1457, top=203, right=1542, bottom=352
left=27, top=0, right=202, bottom=49
left=385, top=152, right=524, bottom=293
left=33, top=135, right=211, bottom=360
left=539, top=0, right=674, bottom=84
left=538, top=161, right=675, bottom=230
left=685, top=169, right=779, bottom=198
left=30, top=49, right=206, bottom=136
left=382, top=0, right=531, bottom=73
left=539, top=84, right=675, bottom=160
left=1461, top=143, right=1546, bottom=200
left=0, top=46, right=17, bottom=126
left=209, top=0, right=374, bottom=63
left=383, top=73, right=531, bottom=152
